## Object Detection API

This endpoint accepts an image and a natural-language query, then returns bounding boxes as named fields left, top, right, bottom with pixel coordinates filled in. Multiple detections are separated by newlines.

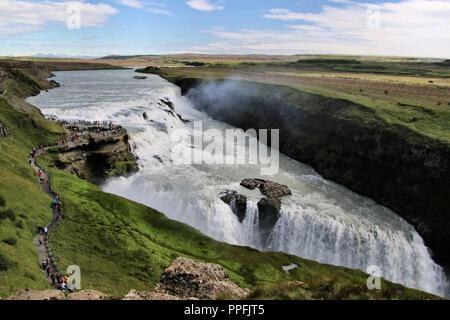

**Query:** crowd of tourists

left=29, top=117, right=125, bottom=292
left=41, top=258, right=73, bottom=291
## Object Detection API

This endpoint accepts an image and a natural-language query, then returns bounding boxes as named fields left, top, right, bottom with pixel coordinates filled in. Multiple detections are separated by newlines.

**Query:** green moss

left=105, top=160, right=137, bottom=177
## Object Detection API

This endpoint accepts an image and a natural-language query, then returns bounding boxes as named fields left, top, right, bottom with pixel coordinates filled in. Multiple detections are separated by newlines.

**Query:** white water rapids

left=27, top=69, right=449, bottom=297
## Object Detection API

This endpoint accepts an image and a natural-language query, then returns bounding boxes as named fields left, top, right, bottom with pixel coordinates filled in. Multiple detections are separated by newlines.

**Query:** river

left=26, top=68, right=449, bottom=297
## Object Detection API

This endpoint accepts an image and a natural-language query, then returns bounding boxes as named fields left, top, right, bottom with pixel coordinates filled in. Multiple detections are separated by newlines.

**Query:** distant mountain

left=33, top=53, right=100, bottom=59
left=98, top=55, right=157, bottom=60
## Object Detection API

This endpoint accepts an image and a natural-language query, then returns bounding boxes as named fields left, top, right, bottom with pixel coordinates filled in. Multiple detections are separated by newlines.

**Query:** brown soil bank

left=177, top=77, right=450, bottom=267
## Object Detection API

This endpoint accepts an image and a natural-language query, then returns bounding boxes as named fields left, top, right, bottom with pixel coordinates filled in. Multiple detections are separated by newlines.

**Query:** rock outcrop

left=240, top=178, right=291, bottom=198
left=47, top=128, right=138, bottom=183
left=219, top=190, right=247, bottom=222
left=220, top=179, right=292, bottom=243
left=158, top=99, right=190, bottom=123
left=242, top=179, right=291, bottom=241
left=258, top=180, right=292, bottom=198
left=154, top=257, right=249, bottom=300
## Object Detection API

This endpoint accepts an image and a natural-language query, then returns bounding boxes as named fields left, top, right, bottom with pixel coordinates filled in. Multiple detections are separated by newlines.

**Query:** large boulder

left=259, top=181, right=291, bottom=198
left=219, top=190, right=247, bottom=222
left=240, top=178, right=264, bottom=190
left=241, top=178, right=291, bottom=198
left=155, top=257, right=249, bottom=300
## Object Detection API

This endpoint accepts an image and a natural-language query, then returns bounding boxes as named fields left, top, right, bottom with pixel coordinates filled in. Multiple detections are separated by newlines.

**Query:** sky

left=0, top=0, right=449, bottom=58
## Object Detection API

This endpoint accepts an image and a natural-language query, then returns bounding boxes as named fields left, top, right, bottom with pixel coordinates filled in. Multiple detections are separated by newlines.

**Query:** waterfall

left=264, top=201, right=449, bottom=296
left=240, top=200, right=260, bottom=247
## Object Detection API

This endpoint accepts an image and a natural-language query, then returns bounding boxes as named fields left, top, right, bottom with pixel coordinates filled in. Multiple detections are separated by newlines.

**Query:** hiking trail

left=30, top=120, right=123, bottom=289
left=30, top=148, right=62, bottom=288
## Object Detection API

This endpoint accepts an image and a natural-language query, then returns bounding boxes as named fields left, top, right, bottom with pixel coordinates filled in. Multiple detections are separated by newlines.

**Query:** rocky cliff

left=174, top=77, right=450, bottom=267
left=45, top=128, right=138, bottom=183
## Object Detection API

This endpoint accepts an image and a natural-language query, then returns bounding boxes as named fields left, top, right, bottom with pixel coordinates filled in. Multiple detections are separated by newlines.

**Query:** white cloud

left=0, top=0, right=118, bottom=35
left=147, top=8, right=173, bottom=16
left=263, top=8, right=310, bottom=21
left=186, top=0, right=224, bottom=12
left=148, top=1, right=167, bottom=7
left=193, top=0, right=450, bottom=58
left=117, top=0, right=172, bottom=15
left=117, top=0, right=144, bottom=8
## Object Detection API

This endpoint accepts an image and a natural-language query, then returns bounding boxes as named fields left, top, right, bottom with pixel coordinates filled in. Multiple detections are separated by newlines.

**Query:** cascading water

left=27, top=68, right=449, bottom=297
left=240, top=200, right=260, bottom=248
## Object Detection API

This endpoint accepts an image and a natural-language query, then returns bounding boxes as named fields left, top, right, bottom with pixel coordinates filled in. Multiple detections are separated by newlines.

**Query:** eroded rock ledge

left=219, top=190, right=248, bottom=222
left=45, top=124, right=138, bottom=183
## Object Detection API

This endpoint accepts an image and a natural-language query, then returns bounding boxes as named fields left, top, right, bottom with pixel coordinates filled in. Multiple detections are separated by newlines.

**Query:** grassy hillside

left=0, top=60, right=120, bottom=298
left=0, top=98, right=65, bottom=298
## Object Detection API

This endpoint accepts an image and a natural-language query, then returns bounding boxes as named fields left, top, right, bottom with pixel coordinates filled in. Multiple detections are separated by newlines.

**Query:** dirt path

left=30, top=150, right=63, bottom=288
left=29, top=121, right=124, bottom=289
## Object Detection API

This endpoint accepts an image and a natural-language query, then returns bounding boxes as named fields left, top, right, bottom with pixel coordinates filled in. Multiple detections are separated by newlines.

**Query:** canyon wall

left=176, top=78, right=450, bottom=267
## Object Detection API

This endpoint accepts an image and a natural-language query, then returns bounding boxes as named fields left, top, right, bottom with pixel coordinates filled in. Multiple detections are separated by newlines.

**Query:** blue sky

left=0, top=0, right=449, bottom=58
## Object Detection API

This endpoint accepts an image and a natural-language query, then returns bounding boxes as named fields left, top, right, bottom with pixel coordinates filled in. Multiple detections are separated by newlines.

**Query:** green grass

left=0, top=98, right=65, bottom=298
left=259, top=81, right=450, bottom=144
left=246, top=277, right=441, bottom=300
left=229, top=56, right=450, bottom=77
